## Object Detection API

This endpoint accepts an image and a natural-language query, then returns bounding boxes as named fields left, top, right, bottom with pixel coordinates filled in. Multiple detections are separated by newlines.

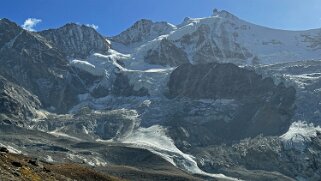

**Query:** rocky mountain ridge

left=40, top=23, right=110, bottom=58
left=111, top=19, right=176, bottom=46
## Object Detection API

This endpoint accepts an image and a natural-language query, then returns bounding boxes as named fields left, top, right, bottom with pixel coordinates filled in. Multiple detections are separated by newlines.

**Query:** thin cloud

left=22, top=18, right=42, bottom=31
left=85, top=24, right=99, bottom=30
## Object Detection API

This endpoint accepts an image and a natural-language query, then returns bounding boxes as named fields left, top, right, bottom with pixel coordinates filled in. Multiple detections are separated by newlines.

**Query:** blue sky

left=1, top=0, right=321, bottom=36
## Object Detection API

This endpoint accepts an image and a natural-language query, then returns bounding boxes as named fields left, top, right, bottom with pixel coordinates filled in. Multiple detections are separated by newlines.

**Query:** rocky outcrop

left=144, top=38, right=189, bottom=66
left=174, top=23, right=253, bottom=64
left=111, top=73, right=149, bottom=97
left=0, top=76, right=41, bottom=120
left=0, top=148, right=122, bottom=181
left=167, top=63, right=296, bottom=142
left=0, top=18, right=22, bottom=48
left=40, top=23, right=110, bottom=58
left=168, top=63, right=293, bottom=100
left=111, top=19, right=176, bottom=45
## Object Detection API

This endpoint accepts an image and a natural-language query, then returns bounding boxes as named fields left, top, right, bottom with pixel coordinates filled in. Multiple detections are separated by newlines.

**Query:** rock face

left=0, top=19, right=93, bottom=113
left=167, top=63, right=296, bottom=142
left=255, top=60, right=321, bottom=126
left=111, top=73, right=150, bottom=97
left=144, top=38, right=189, bottom=66
left=111, top=19, right=176, bottom=45
left=0, top=76, right=41, bottom=120
left=40, top=23, right=110, bottom=58
left=0, top=18, right=21, bottom=48
left=174, top=23, right=252, bottom=64
left=0, top=19, right=68, bottom=111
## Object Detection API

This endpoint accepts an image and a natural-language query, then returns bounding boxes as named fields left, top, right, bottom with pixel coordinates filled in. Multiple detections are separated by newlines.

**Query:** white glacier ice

left=119, top=125, right=241, bottom=181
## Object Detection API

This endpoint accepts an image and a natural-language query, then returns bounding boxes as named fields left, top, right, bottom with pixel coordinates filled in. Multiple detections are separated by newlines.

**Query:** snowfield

left=71, top=52, right=174, bottom=97
left=71, top=59, right=106, bottom=76
left=119, top=125, right=241, bottom=181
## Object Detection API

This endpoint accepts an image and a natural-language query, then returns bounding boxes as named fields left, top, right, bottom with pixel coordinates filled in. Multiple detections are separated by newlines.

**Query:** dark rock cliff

left=167, top=63, right=296, bottom=143
left=144, top=38, right=189, bottom=66
left=0, top=76, right=41, bottom=120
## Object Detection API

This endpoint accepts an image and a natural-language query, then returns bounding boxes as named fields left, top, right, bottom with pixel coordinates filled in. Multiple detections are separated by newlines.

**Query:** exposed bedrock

left=167, top=63, right=296, bottom=145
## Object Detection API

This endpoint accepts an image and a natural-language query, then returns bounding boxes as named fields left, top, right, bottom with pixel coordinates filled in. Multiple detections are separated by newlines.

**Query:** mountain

left=111, top=9, right=321, bottom=66
left=1, top=9, right=321, bottom=181
left=0, top=19, right=113, bottom=113
left=0, top=18, right=79, bottom=113
left=40, top=23, right=110, bottom=58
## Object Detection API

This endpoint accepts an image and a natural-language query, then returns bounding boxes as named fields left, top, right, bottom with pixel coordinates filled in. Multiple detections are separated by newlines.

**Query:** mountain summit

left=110, top=9, right=321, bottom=66
left=111, top=19, right=176, bottom=46
left=40, top=23, right=110, bottom=58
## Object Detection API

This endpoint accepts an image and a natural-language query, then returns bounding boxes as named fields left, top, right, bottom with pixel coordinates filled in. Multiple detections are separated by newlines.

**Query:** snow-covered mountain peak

left=109, top=9, right=321, bottom=66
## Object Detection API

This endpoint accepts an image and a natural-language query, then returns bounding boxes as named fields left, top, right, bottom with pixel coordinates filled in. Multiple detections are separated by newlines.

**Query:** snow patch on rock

left=49, top=128, right=83, bottom=142
left=280, top=121, right=321, bottom=151
left=46, top=155, right=54, bottom=162
left=71, top=59, right=106, bottom=76
left=0, top=143, right=22, bottom=154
